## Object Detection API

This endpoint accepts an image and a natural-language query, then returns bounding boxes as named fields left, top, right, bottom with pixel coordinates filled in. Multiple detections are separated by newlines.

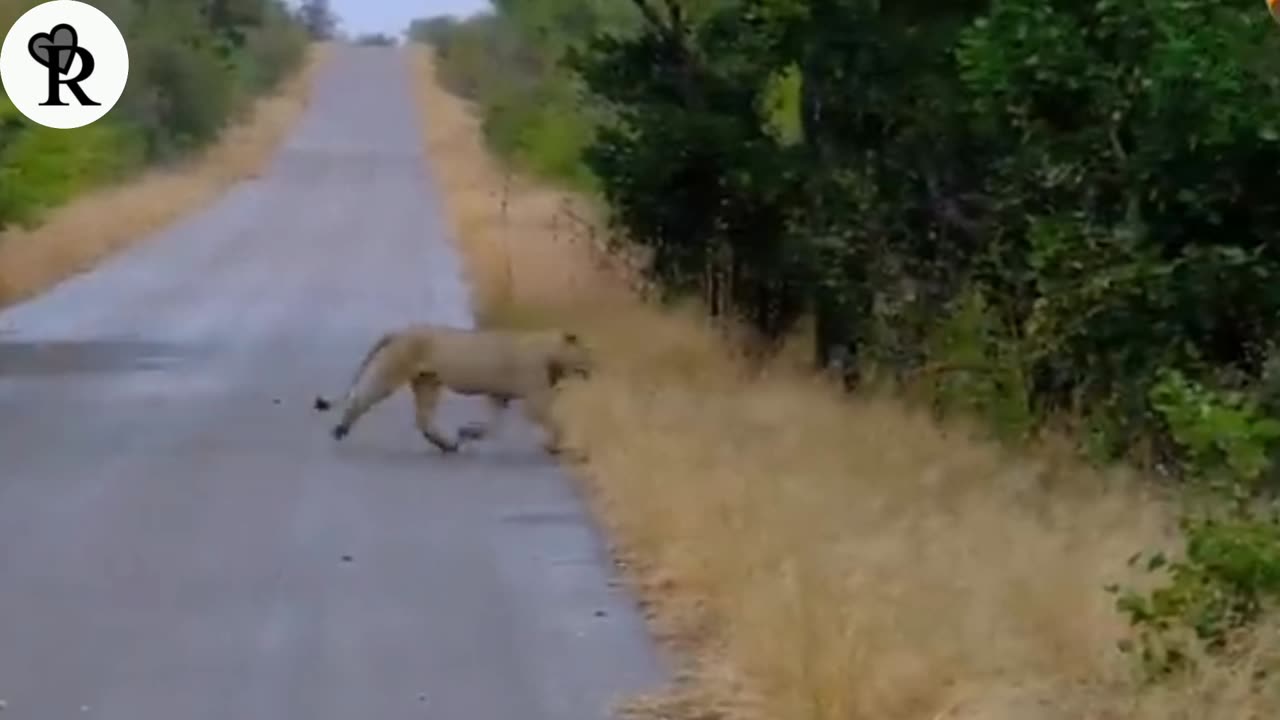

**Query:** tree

left=408, top=16, right=458, bottom=47
left=297, top=0, right=338, bottom=41
left=355, top=32, right=397, bottom=47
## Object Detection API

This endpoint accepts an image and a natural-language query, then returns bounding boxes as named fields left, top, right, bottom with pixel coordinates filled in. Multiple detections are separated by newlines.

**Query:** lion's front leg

left=521, top=389, right=563, bottom=455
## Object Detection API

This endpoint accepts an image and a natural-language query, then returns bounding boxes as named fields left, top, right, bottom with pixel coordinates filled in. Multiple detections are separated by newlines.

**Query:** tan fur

left=316, top=324, right=593, bottom=454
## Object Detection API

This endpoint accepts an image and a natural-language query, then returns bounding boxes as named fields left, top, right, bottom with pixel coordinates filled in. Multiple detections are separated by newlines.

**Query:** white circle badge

left=0, top=0, right=129, bottom=129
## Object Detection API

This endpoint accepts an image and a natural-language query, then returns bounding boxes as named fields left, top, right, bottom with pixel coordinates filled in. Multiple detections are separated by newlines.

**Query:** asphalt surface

left=0, top=46, right=665, bottom=719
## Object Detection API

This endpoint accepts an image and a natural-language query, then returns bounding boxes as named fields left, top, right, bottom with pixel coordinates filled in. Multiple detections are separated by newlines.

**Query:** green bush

left=355, top=33, right=397, bottom=47
left=1109, top=371, right=1280, bottom=678
left=410, top=5, right=634, bottom=188
left=0, top=0, right=310, bottom=232
left=482, top=80, right=597, bottom=190
left=0, top=95, right=140, bottom=229
left=1151, top=370, right=1280, bottom=490
left=240, top=6, right=311, bottom=94
left=924, top=287, right=1035, bottom=442
left=124, top=37, right=238, bottom=159
left=555, top=0, right=1280, bottom=467
left=1113, top=513, right=1280, bottom=679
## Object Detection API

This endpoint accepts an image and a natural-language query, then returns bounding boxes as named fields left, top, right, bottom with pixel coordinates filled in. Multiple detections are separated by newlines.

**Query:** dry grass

left=0, top=43, right=333, bottom=309
left=408, top=45, right=1279, bottom=720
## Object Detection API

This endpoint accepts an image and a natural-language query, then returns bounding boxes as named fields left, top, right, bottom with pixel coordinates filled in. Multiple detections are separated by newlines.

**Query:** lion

left=314, top=324, right=593, bottom=454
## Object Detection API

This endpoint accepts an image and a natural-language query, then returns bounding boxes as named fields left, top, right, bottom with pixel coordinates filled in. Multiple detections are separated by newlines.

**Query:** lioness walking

left=315, top=324, right=593, bottom=454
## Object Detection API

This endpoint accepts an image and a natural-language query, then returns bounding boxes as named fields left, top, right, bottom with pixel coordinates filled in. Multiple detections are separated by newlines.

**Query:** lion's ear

left=563, top=332, right=580, bottom=345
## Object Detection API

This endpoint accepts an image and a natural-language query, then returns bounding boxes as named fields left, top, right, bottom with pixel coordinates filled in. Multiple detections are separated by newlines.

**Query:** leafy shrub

left=355, top=33, right=398, bottom=47
left=1151, top=370, right=1280, bottom=490
left=412, top=7, right=631, bottom=189
left=1112, top=513, right=1280, bottom=679
left=240, top=6, right=311, bottom=93
left=1110, top=372, right=1280, bottom=678
left=0, top=95, right=139, bottom=230
left=0, top=0, right=310, bottom=231
left=124, top=36, right=239, bottom=159
left=923, top=287, right=1034, bottom=442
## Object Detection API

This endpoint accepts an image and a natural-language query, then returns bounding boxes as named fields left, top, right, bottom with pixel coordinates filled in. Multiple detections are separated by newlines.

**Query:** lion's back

left=422, top=328, right=550, bottom=396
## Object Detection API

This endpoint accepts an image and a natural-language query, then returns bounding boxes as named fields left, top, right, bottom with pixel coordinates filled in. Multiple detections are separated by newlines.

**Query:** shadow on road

left=330, top=440, right=564, bottom=468
left=0, top=339, right=196, bottom=376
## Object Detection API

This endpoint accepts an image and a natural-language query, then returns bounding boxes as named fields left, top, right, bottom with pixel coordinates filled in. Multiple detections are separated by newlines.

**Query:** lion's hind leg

left=410, top=374, right=459, bottom=454
left=458, top=395, right=511, bottom=445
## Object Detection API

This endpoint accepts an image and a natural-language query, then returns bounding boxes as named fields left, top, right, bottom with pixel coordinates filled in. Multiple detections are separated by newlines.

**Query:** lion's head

left=546, top=331, right=593, bottom=385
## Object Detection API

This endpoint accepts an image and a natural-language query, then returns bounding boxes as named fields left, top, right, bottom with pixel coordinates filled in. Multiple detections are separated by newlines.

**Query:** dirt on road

left=0, top=45, right=665, bottom=720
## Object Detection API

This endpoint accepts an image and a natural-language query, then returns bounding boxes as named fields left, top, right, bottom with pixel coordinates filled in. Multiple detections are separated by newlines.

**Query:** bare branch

left=629, top=0, right=667, bottom=30
left=625, top=0, right=703, bottom=111
left=663, top=0, right=686, bottom=34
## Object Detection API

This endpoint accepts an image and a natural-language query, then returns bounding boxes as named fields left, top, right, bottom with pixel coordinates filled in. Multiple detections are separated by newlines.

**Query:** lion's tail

left=314, top=332, right=395, bottom=413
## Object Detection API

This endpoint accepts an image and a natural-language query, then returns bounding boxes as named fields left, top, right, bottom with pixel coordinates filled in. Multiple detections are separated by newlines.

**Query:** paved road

left=0, top=46, right=665, bottom=719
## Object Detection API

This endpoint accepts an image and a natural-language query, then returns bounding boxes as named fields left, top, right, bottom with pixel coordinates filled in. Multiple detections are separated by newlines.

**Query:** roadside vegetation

left=0, top=0, right=334, bottom=308
left=409, top=1, right=1280, bottom=718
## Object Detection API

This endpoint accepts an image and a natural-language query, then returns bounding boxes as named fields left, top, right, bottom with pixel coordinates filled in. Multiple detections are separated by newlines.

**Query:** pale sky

left=287, top=1, right=493, bottom=38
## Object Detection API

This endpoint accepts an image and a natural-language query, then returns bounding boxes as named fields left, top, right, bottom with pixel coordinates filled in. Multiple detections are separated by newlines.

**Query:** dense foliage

left=409, top=3, right=637, bottom=188
left=297, top=0, right=338, bottom=41
left=354, top=33, right=398, bottom=47
left=414, top=0, right=1280, bottom=673
left=0, top=0, right=311, bottom=231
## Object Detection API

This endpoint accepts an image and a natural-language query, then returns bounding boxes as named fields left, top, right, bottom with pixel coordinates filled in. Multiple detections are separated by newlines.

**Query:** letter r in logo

left=28, top=23, right=100, bottom=106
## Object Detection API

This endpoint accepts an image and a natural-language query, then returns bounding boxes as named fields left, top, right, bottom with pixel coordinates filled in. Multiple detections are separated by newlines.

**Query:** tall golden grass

left=0, top=42, right=333, bottom=309
left=407, top=45, right=1280, bottom=719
